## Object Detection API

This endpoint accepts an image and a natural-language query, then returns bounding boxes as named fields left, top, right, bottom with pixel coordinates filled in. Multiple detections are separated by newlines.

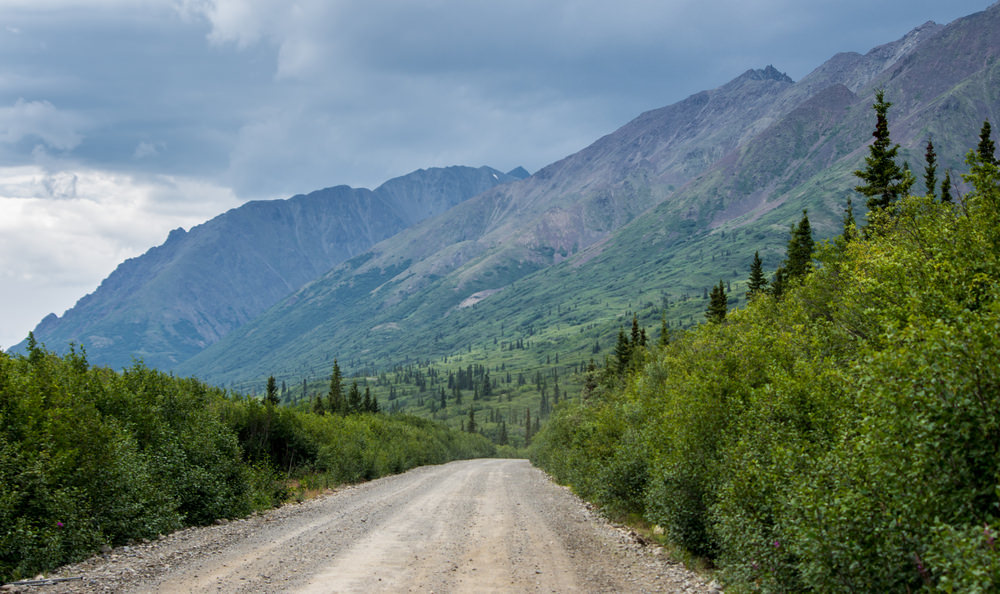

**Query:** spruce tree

left=614, top=328, right=631, bottom=376
left=978, top=120, right=997, bottom=165
left=524, top=408, right=532, bottom=445
left=842, top=197, right=858, bottom=243
left=347, top=381, right=361, bottom=413
left=854, top=89, right=906, bottom=215
left=327, top=360, right=345, bottom=415
left=940, top=170, right=953, bottom=203
left=659, top=312, right=671, bottom=347
left=467, top=408, right=477, bottom=433
left=630, top=314, right=641, bottom=349
left=924, top=138, right=938, bottom=198
left=705, top=280, right=728, bottom=323
left=771, top=267, right=787, bottom=300
left=771, top=210, right=815, bottom=299
left=785, top=209, right=814, bottom=280
left=265, top=375, right=279, bottom=406
left=746, top=250, right=769, bottom=299
left=362, top=386, right=372, bottom=412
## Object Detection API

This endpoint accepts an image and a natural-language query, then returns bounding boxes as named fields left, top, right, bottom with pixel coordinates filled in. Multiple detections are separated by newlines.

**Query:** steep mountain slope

left=18, top=166, right=526, bottom=370
left=179, top=3, right=1000, bottom=391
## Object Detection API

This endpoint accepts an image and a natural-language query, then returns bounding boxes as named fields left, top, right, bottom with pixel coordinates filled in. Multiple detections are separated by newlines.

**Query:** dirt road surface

left=38, top=459, right=718, bottom=593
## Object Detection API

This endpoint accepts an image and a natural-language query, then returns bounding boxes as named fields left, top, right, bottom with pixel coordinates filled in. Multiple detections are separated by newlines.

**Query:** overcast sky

left=0, top=0, right=993, bottom=350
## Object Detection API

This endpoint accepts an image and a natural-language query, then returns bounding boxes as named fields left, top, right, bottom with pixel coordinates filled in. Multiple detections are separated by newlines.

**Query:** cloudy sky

left=0, top=0, right=993, bottom=349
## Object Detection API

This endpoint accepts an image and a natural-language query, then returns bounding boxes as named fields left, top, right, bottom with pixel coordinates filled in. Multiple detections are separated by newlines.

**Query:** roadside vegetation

left=531, top=105, right=1000, bottom=591
left=0, top=344, right=493, bottom=583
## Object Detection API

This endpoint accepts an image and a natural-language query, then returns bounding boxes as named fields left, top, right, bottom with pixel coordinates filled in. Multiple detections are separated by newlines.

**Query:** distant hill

left=15, top=166, right=526, bottom=370
left=177, top=3, right=1000, bottom=392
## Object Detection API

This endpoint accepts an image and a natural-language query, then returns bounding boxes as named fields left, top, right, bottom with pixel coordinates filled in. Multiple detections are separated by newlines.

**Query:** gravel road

left=29, top=459, right=718, bottom=593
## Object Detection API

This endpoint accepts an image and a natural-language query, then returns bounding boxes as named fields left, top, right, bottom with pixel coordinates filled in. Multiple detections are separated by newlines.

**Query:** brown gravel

left=13, top=459, right=721, bottom=593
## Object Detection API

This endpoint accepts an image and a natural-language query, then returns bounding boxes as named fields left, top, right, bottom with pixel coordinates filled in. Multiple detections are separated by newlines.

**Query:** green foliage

left=531, top=138, right=1000, bottom=591
left=0, top=348, right=494, bottom=583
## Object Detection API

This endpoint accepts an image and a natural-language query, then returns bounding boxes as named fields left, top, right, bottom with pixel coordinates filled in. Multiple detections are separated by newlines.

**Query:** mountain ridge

left=177, top=3, right=1000, bottom=389
left=16, top=165, right=525, bottom=370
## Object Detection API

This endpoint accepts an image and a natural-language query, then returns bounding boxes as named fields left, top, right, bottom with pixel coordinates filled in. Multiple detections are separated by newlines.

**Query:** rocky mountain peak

left=740, top=65, right=794, bottom=84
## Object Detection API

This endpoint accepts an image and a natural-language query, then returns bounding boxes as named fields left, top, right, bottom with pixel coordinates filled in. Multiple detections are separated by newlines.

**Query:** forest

left=0, top=342, right=494, bottom=583
left=531, top=105, right=1000, bottom=591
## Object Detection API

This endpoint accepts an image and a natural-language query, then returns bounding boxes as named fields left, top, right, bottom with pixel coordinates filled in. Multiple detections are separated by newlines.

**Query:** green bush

left=531, top=154, right=1000, bottom=591
left=0, top=344, right=493, bottom=583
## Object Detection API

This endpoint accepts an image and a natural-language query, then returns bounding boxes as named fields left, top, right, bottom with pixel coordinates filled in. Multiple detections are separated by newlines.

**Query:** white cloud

left=0, top=165, right=240, bottom=349
left=0, top=99, right=85, bottom=151
left=133, top=141, right=163, bottom=159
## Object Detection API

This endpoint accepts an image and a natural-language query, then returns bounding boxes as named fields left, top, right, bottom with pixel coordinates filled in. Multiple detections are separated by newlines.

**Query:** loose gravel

left=7, top=459, right=721, bottom=593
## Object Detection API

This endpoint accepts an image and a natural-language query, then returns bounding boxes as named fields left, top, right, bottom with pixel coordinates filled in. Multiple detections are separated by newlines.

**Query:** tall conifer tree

left=842, top=197, right=859, bottom=242
left=978, top=120, right=997, bottom=165
left=265, top=375, right=279, bottom=406
left=924, top=138, right=938, bottom=198
left=746, top=251, right=769, bottom=299
left=941, top=170, right=953, bottom=203
left=705, top=280, right=728, bottom=323
left=327, top=360, right=344, bottom=415
left=785, top=210, right=814, bottom=279
left=854, top=90, right=906, bottom=215
left=347, top=381, right=361, bottom=413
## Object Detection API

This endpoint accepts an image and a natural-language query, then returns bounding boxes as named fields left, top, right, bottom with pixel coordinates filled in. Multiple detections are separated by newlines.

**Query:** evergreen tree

left=854, top=90, right=906, bottom=215
left=978, top=120, right=997, bottom=165
left=614, top=328, right=631, bottom=376
left=771, top=210, right=815, bottom=299
left=498, top=420, right=508, bottom=445
left=941, top=170, right=953, bottom=203
left=705, top=280, right=728, bottom=323
left=785, top=209, right=814, bottom=279
left=327, top=360, right=345, bottom=414
left=312, top=391, right=325, bottom=415
left=659, top=312, right=671, bottom=347
left=347, top=381, right=361, bottom=413
left=362, top=386, right=372, bottom=412
left=584, top=359, right=598, bottom=397
left=842, top=197, right=859, bottom=242
left=630, top=314, right=641, bottom=349
left=746, top=250, right=769, bottom=299
left=771, top=268, right=788, bottom=300
left=924, top=138, right=938, bottom=198
left=370, top=394, right=380, bottom=414
left=524, top=408, right=532, bottom=446
left=467, top=408, right=477, bottom=433
left=265, top=375, right=279, bottom=406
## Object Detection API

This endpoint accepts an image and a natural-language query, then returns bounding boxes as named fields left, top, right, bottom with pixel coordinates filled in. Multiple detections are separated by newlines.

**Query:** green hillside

left=530, top=130, right=1000, bottom=591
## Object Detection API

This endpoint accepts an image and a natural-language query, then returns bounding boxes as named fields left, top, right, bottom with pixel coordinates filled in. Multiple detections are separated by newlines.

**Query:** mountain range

left=16, top=166, right=528, bottom=370
left=16, top=3, right=1000, bottom=397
